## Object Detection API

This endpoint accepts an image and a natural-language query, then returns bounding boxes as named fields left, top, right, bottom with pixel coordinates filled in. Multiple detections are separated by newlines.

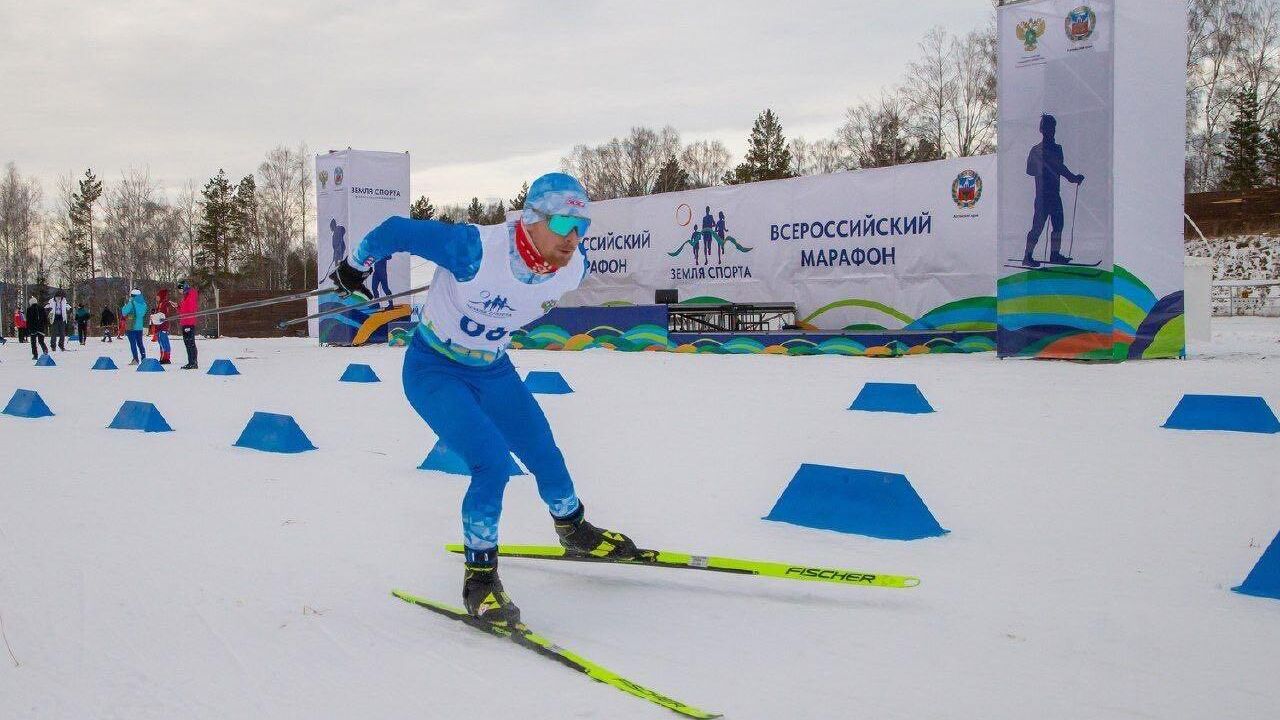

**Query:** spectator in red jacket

left=177, top=279, right=200, bottom=369
left=13, top=309, right=26, bottom=343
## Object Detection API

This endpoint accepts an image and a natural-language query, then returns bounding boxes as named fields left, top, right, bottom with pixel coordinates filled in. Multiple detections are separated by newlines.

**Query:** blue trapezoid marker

left=108, top=401, right=173, bottom=432
left=418, top=439, right=524, bottom=476
left=1234, top=530, right=1280, bottom=600
left=1162, top=394, right=1280, bottom=434
left=208, top=359, right=240, bottom=376
left=233, top=412, right=317, bottom=453
left=765, top=463, right=948, bottom=540
left=340, top=363, right=380, bottom=383
left=3, top=389, right=54, bottom=418
left=848, top=382, right=935, bottom=414
left=524, top=371, right=573, bottom=395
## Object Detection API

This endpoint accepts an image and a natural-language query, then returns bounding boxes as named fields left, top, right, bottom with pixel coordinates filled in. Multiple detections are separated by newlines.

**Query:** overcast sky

left=1, top=1, right=993, bottom=208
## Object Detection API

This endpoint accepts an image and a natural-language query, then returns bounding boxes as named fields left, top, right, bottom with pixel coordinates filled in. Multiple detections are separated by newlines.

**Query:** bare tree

left=0, top=163, right=43, bottom=308
left=1187, top=0, right=1251, bottom=189
left=174, top=181, right=200, bottom=275
left=680, top=139, right=733, bottom=188
left=258, top=146, right=299, bottom=289
left=294, top=142, right=314, bottom=287
left=791, top=137, right=850, bottom=175
left=99, top=168, right=167, bottom=287
left=950, top=25, right=997, bottom=157
left=837, top=91, right=916, bottom=168
left=562, top=126, right=681, bottom=199
left=1235, top=0, right=1280, bottom=124
left=902, top=26, right=956, bottom=158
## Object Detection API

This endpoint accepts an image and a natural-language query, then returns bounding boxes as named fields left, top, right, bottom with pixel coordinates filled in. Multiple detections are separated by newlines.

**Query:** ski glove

left=329, top=257, right=373, bottom=299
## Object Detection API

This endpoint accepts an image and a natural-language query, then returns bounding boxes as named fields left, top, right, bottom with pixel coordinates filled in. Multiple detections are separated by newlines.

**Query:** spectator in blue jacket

left=121, top=289, right=149, bottom=365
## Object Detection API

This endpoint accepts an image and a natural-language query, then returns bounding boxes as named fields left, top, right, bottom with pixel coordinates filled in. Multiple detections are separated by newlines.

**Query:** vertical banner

left=1112, top=0, right=1186, bottom=359
left=997, top=0, right=1184, bottom=360
left=997, top=0, right=1115, bottom=359
left=314, top=149, right=411, bottom=346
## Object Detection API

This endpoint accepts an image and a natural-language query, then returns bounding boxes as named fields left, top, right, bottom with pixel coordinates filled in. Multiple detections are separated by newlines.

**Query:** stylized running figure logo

left=669, top=205, right=753, bottom=265
left=467, top=292, right=516, bottom=318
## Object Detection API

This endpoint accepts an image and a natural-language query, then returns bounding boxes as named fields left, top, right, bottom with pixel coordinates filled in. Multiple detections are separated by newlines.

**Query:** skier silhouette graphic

left=1023, top=114, right=1084, bottom=267
left=371, top=256, right=392, bottom=308
left=330, top=218, right=347, bottom=269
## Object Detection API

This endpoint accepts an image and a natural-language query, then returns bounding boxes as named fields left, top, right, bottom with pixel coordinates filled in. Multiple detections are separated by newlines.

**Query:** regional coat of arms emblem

left=1065, top=6, right=1097, bottom=42
left=952, top=170, right=983, bottom=210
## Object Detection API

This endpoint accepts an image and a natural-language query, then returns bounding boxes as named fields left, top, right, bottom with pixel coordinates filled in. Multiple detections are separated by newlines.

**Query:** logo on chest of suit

left=467, top=291, right=516, bottom=319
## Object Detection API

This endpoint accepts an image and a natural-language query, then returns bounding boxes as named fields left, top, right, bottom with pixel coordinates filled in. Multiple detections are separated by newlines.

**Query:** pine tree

left=466, top=197, right=485, bottom=223
left=724, top=109, right=796, bottom=185
left=509, top=182, right=529, bottom=211
left=1262, top=123, right=1280, bottom=187
left=860, top=112, right=915, bottom=169
left=1221, top=86, right=1264, bottom=191
left=230, top=174, right=259, bottom=272
left=195, top=170, right=235, bottom=281
left=911, top=136, right=945, bottom=164
left=410, top=195, right=436, bottom=220
left=652, top=157, right=691, bottom=194
left=70, top=169, right=102, bottom=302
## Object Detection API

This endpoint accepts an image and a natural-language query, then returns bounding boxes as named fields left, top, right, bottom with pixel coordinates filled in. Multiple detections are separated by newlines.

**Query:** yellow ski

left=445, top=543, right=920, bottom=589
left=392, top=590, right=721, bottom=719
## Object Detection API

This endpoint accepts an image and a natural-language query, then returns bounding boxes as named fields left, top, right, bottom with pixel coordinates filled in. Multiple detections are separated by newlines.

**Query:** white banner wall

left=314, top=149, right=411, bottom=345
left=563, top=156, right=998, bottom=333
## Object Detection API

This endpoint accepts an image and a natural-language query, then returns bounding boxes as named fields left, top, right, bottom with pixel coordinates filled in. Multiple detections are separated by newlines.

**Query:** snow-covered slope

left=1, top=320, right=1278, bottom=719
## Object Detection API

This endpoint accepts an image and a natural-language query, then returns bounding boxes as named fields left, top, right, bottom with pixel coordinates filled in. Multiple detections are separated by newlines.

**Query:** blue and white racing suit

left=352, top=217, right=587, bottom=561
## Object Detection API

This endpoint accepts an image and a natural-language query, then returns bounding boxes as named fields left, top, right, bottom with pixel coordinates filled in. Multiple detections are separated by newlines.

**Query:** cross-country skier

left=1023, top=114, right=1084, bottom=267
left=329, top=172, right=642, bottom=626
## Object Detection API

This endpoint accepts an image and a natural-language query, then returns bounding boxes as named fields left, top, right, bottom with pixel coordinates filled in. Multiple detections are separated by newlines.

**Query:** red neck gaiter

left=515, top=222, right=557, bottom=276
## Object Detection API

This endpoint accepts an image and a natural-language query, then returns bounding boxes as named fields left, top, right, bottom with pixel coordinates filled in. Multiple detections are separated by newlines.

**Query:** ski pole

left=276, top=283, right=431, bottom=329
left=175, top=287, right=334, bottom=322
left=1069, top=181, right=1080, bottom=259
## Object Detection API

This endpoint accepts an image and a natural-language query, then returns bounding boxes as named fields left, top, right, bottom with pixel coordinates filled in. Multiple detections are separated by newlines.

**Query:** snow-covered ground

left=1, top=319, right=1278, bottom=720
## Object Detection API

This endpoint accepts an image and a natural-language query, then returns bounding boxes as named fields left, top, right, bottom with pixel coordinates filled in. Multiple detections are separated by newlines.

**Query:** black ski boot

left=462, top=559, right=521, bottom=626
left=1049, top=252, right=1073, bottom=265
left=554, top=504, right=644, bottom=560
left=1022, top=253, right=1041, bottom=268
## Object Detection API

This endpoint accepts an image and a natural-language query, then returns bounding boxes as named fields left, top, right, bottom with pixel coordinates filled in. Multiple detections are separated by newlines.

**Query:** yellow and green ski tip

left=391, top=589, right=721, bottom=719
left=444, top=543, right=921, bottom=589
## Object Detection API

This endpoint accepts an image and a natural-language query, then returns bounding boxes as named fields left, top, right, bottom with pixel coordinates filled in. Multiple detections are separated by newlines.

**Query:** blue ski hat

left=521, top=172, right=590, bottom=226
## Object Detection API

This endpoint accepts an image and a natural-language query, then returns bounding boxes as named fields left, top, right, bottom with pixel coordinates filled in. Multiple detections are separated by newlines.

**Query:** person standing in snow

left=46, top=290, right=69, bottom=351
left=26, top=295, right=48, bottom=360
left=153, top=287, right=177, bottom=364
left=177, top=279, right=199, bottom=369
left=75, top=303, right=90, bottom=345
left=329, top=172, right=641, bottom=626
left=14, top=308, right=27, bottom=343
left=100, top=305, right=116, bottom=342
left=121, top=289, right=148, bottom=365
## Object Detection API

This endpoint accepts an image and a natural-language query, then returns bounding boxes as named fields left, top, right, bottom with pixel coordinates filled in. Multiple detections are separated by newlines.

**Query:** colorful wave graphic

left=319, top=293, right=410, bottom=347
left=996, top=265, right=1184, bottom=359
left=512, top=323, right=674, bottom=353
left=797, top=295, right=997, bottom=333
left=510, top=323, right=994, bottom=358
